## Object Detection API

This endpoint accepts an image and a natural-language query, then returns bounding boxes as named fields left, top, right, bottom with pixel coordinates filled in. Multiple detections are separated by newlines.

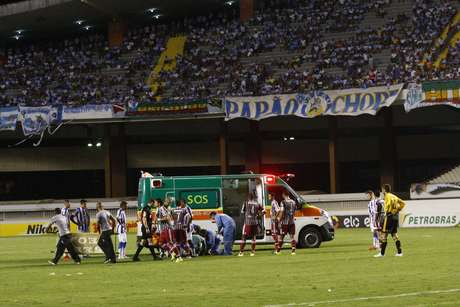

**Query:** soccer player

left=157, top=198, right=181, bottom=262
left=132, top=199, right=159, bottom=261
left=277, top=190, right=297, bottom=255
left=174, top=199, right=192, bottom=258
left=374, top=184, right=406, bottom=258
left=61, top=200, right=71, bottom=228
left=47, top=208, right=81, bottom=265
left=61, top=200, right=71, bottom=260
left=95, top=202, right=117, bottom=264
left=366, top=190, right=384, bottom=251
left=116, top=201, right=128, bottom=259
left=210, top=211, right=235, bottom=255
left=71, top=199, right=90, bottom=233
left=238, top=192, right=264, bottom=257
left=184, top=200, right=195, bottom=255
left=269, top=193, right=281, bottom=253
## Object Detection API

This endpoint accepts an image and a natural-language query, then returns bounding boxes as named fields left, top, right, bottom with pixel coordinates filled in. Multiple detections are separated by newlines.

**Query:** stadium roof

left=0, top=0, right=234, bottom=46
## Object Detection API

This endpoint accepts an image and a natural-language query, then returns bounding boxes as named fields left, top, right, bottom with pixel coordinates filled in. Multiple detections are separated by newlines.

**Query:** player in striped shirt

left=174, top=200, right=192, bottom=259
left=277, top=190, right=297, bottom=255
left=61, top=200, right=71, bottom=260
left=366, top=190, right=384, bottom=251
left=157, top=198, right=181, bottom=262
left=71, top=199, right=90, bottom=233
left=61, top=200, right=71, bottom=228
left=238, top=192, right=264, bottom=257
left=269, top=193, right=281, bottom=253
left=116, top=201, right=128, bottom=259
left=184, top=201, right=195, bottom=255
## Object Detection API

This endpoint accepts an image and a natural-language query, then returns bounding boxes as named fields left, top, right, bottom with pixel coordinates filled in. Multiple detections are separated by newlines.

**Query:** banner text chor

left=225, top=84, right=403, bottom=120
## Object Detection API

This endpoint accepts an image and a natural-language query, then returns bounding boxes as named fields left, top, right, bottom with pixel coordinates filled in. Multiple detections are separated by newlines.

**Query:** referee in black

left=133, top=199, right=159, bottom=261
left=47, top=208, right=81, bottom=265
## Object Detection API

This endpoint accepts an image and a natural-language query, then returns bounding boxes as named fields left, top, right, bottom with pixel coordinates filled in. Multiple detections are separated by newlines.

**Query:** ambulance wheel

left=299, top=227, right=322, bottom=248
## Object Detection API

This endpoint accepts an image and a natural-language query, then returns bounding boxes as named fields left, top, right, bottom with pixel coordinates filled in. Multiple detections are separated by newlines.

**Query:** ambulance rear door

left=222, top=177, right=265, bottom=240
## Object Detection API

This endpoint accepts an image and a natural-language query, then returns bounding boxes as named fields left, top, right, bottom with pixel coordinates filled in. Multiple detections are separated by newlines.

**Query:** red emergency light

left=264, top=175, right=276, bottom=184
left=152, top=179, right=162, bottom=188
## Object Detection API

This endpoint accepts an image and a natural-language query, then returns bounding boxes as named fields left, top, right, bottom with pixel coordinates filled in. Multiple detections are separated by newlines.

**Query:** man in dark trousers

left=71, top=199, right=90, bottom=233
left=47, top=208, right=81, bottom=265
left=95, top=202, right=117, bottom=264
left=132, top=199, right=159, bottom=261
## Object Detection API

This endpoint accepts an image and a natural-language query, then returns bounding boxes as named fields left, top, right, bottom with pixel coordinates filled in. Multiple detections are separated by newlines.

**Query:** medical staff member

left=209, top=212, right=235, bottom=256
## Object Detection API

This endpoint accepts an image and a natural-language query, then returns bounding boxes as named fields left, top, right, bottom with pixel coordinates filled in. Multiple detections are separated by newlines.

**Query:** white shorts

left=118, top=232, right=127, bottom=243
left=186, top=230, right=192, bottom=241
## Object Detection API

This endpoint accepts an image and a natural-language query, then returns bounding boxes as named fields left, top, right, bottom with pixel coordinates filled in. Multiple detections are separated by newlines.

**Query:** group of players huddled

left=46, top=188, right=300, bottom=265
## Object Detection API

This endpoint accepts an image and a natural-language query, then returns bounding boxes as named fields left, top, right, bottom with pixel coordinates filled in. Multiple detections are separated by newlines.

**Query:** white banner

left=62, top=104, right=114, bottom=120
left=410, top=183, right=460, bottom=199
left=224, top=84, right=403, bottom=121
left=400, top=199, right=460, bottom=227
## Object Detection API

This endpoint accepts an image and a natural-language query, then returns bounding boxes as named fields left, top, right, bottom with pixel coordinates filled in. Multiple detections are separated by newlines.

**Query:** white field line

left=264, top=288, right=460, bottom=307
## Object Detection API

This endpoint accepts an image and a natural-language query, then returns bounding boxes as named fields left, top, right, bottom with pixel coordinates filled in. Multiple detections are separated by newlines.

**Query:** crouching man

left=47, top=208, right=81, bottom=265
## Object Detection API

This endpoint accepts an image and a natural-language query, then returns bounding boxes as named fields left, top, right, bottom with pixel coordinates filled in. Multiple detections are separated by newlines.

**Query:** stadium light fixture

left=96, top=142, right=102, bottom=147
left=87, top=142, right=93, bottom=147
left=75, top=20, right=84, bottom=25
left=289, top=136, right=295, bottom=141
left=225, top=1, right=235, bottom=6
left=83, top=25, right=91, bottom=31
left=153, top=14, right=161, bottom=19
left=13, top=35, right=21, bottom=40
left=147, top=8, right=157, bottom=13
left=15, top=29, right=24, bottom=34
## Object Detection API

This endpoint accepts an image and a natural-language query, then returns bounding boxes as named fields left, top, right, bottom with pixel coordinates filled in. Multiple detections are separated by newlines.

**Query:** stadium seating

left=0, top=0, right=459, bottom=105
left=428, top=164, right=460, bottom=183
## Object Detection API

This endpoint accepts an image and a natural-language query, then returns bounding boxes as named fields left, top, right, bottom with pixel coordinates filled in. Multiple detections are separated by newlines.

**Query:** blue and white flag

left=0, top=107, right=19, bottom=131
left=19, top=106, right=62, bottom=136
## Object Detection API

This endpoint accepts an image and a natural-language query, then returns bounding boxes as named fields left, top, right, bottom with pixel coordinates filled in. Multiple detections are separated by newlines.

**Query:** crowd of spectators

left=0, top=25, right=167, bottom=106
left=0, top=0, right=459, bottom=105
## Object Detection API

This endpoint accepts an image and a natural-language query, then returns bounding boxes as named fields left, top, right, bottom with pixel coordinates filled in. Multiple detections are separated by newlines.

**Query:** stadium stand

left=427, top=164, right=460, bottom=184
left=0, top=0, right=460, bottom=105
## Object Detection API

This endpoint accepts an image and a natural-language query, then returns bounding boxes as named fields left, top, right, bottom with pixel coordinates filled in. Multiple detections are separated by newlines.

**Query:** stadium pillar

left=380, top=108, right=396, bottom=189
left=328, top=117, right=339, bottom=193
left=104, top=124, right=127, bottom=197
left=219, top=121, right=229, bottom=175
left=240, top=0, right=254, bottom=22
left=245, top=121, right=261, bottom=173
left=108, top=20, right=126, bottom=47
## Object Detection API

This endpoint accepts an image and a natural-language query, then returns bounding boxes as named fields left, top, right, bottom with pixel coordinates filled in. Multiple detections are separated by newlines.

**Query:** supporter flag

left=112, top=103, right=126, bottom=117
left=405, top=81, right=460, bottom=112
left=0, top=107, right=19, bottom=131
left=18, top=106, right=62, bottom=136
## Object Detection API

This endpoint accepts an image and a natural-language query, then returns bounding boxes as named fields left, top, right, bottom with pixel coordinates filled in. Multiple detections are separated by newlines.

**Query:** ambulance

left=138, top=173, right=334, bottom=248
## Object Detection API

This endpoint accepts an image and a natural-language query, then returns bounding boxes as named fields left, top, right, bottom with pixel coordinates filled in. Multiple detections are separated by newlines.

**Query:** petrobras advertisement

left=224, top=84, right=403, bottom=121
left=400, top=199, right=460, bottom=228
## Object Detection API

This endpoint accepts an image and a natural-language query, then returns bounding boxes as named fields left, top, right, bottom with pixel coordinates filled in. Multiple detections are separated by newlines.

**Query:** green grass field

left=1, top=228, right=460, bottom=307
